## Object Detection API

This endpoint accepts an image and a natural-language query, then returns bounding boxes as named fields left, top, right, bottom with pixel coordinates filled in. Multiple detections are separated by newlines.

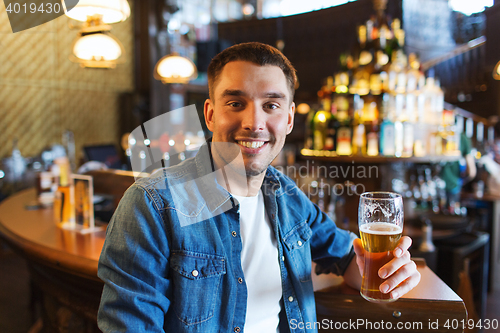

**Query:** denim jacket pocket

left=170, top=251, right=226, bottom=325
left=283, top=221, right=313, bottom=282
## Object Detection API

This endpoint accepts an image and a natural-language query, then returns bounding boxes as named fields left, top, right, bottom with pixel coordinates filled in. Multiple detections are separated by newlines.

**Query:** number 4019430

left=5, top=2, right=62, bottom=14
left=444, top=319, right=499, bottom=330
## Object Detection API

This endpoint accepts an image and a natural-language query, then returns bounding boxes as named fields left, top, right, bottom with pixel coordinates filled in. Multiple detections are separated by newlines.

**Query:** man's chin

left=245, top=169, right=265, bottom=177
left=245, top=162, right=268, bottom=177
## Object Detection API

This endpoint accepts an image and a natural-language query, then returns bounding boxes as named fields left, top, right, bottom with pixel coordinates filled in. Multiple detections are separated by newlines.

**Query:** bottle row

left=304, top=93, right=460, bottom=158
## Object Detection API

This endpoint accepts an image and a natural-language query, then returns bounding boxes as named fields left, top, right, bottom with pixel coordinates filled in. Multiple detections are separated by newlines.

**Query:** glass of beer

left=358, top=192, right=403, bottom=302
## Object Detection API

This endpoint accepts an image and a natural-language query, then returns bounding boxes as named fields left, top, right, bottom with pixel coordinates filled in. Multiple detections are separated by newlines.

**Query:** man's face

left=204, top=61, right=295, bottom=176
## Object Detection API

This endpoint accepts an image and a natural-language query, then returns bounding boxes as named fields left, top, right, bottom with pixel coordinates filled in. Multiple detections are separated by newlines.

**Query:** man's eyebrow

left=220, top=89, right=246, bottom=98
left=219, top=89, right=287, bottom=100
left=263, top=92, right=287, bottom=99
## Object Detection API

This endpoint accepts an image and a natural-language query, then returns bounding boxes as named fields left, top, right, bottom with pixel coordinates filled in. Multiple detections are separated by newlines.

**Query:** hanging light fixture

left=154, top=53, right=198, bottom=84
left=64, top=0, right=130, bottom=68
left=64, top=0, right=131, bottom=24
left=494, top=61, right=500, bottom=80
left=69, top=19, right=125, bottom=69
left=71, top=31, right=124, bottom=68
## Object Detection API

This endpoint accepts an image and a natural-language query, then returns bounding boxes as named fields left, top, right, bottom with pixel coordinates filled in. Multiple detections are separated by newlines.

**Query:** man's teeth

left=238, top=141, right=265, bottom=148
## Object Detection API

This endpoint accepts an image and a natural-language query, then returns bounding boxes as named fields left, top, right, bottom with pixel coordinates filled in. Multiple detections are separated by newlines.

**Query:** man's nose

left=242, top=105, right=265, bottom=131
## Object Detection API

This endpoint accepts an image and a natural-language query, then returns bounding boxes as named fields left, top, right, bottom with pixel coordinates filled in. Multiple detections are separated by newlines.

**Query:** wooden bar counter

left=0, top=189, right=105, bottom=333
left=0, top=189, right=467, bottom=333
left=315, top=260, right=467, bottom=332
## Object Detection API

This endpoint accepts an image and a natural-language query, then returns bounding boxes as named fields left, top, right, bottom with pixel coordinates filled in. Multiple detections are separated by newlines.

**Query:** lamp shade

left=494, top=60, right=500, bottom=80
left=72, top=32, right=123, bottom=68
left=154, top=54, right=198, bottom=84
left=65, top=0, right=131, bottom=24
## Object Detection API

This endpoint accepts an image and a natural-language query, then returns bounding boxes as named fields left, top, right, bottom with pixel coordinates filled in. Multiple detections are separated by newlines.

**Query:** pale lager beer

left=358, top=192, right=403, bottom=303
left=359, top=222, right=402, bottom=301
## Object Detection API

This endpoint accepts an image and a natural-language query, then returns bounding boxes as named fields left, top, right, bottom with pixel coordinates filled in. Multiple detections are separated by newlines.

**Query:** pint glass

left=358, top=192, right=403, bottom=302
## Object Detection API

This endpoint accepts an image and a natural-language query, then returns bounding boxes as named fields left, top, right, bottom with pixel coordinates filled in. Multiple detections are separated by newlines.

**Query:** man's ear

left=204, top=99, right=215, bottom=132
left=286, top=102, right=295, bottom=135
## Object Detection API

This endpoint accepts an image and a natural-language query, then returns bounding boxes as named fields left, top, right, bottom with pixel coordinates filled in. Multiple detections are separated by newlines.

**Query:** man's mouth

left=237, top=140, right=266, bottom=149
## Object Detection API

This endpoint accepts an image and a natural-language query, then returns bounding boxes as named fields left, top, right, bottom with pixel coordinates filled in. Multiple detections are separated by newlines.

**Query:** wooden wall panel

left=0, top=1, right=134, bottom=161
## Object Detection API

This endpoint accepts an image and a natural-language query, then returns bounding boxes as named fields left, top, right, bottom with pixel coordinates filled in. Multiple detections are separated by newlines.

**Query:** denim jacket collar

left=193, top=143, right=232, bottom=213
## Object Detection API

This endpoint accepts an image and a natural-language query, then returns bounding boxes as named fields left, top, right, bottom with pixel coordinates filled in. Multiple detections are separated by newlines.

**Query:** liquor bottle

left=419, top=219, right=436, bottom=253
left=391, top=18, right=406, bottom=55
left=9, top=139, right=27, bottom=190
left=395, top=51, right=408, bottom=94
left=53, top=157, right=75, bottom=227
left=401, top=94, right=415, bottom=157
left=394, top=119, right=403, bottom=157
left=324, top=103, right=338, bottom=151
left=423, top=76, right=436, bottom=126
left=418, top=172, right=429, bottom=210
left=313, top=101, right=331, bottom=151
left=351, top=24, right=373, bottom=96
left=335, top=57, right=351, bottom=94
left=402, top=120, right=415, bottom=157
left=336, top=109, right=352, bottom=156
left=352, top=121, right=366, bottom=156
left=406, top=53, right=422, bottom=94
left=366, top=128, right=379, bottom=156
left=435, top=126, right=444, bottom=156
left=363, top=95, right=380, bottom=157
left=370, top=67, right=384, bottom=96
left=362, top=96, right=379, bottom=123
left=366, top=15, right=377, bottom=43
left=442, top=109, right=457, bottom=153
left=434, top=79, right=445, bottom=126
left=414, top=89, right=427, bottom=157
left=380, top=116, right=395, bottom=156
left=352, top=95, right=366, bottom=156
left=370, top=43, right=388, bottom=96
left=36, top=167, right=55, bottom=207
left=62, top=130, right=76, bottom=171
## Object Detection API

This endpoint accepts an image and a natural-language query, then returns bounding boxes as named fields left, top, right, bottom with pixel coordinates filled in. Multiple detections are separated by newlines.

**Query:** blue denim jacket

left=97, top=143, right=356, bottom=333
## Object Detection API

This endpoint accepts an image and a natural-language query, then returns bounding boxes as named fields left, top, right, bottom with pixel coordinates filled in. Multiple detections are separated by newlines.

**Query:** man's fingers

left=379, top=260, right=419, bottom=296
left=353, top=238, right=363, bottom=255
left=379, top=251, right=411, bottom=279
left=394, top=236, right=412, bottom=258
left=353, top=238, right=365, bottom=276
left=388, top=270, right=421, bottom=299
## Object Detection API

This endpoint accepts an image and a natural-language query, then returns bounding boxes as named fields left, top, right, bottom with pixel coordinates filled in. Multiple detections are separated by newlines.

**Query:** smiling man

left=206, top=59, right=294, bottom=194
left=97, top=42, right=420, bottom=333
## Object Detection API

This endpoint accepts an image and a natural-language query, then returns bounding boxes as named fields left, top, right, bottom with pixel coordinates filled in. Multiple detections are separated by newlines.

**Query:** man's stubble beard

left=211, top=142, right=271, bottom=178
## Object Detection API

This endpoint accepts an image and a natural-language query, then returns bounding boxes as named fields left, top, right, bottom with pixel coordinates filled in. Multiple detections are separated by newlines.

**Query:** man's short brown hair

left=207, top=42, right=297, bottom=103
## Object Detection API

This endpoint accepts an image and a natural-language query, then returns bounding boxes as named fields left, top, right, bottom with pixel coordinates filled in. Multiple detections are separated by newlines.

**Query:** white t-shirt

left=232, top=190, right=282, bottom=333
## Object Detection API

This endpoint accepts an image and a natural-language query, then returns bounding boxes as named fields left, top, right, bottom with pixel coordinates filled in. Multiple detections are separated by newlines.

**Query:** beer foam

left=360, top=222, right=402, bottom=235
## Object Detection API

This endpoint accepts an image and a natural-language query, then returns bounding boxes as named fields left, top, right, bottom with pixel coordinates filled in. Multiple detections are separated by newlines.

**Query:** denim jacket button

left=288, top=296, right=294, bottom=302
left=234, top=326, right=241, bottom=332
left=238, top=277, right=243, bottom=284
left=231, top=231, right=237, bottom=237
left=191, top=270, right=199, bottom=277
left=297, top=240, right=303, bottom=247
left=281, top=256, right=285, bottom=262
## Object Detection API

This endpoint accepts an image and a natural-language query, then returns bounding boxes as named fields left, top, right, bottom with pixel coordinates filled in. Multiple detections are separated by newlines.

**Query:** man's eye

left=228, top=102, right=243, bottom=108
left=265, top=103, right=279, bottom=110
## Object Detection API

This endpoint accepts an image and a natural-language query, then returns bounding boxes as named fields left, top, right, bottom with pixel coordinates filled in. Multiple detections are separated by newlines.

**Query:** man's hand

left=352, top=236, right=421, bottom=299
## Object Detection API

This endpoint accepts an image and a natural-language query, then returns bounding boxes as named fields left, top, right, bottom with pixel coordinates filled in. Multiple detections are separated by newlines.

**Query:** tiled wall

left=0, top=2, right=134, bottom=161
